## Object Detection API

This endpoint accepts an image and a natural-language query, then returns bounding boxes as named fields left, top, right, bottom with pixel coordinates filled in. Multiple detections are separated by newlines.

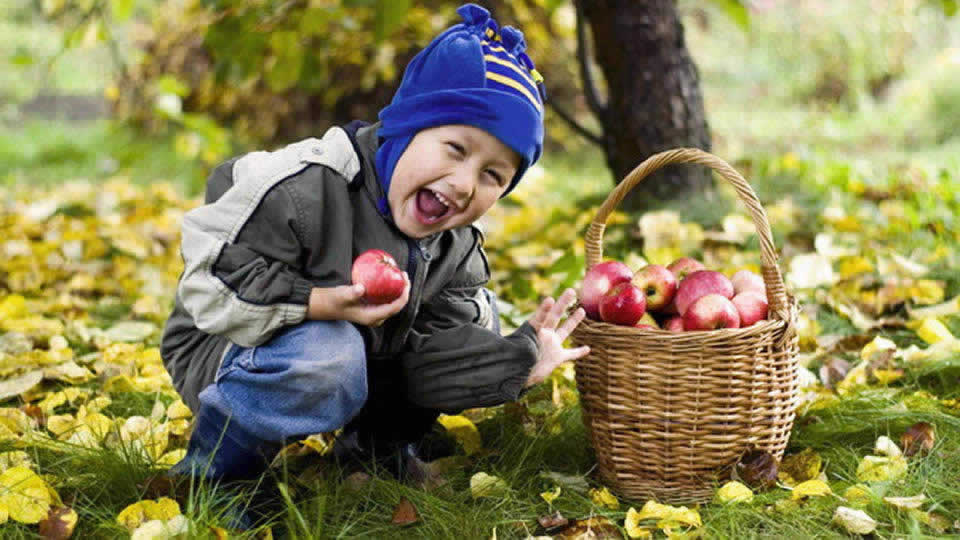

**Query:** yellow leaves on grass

left=117, top=497, right=181, bottom=530
left=832, top=506, right=878, bottom=535
left=909, top=317, right=955, bottom=344
left=714, top=481, right=754, bottom=504
left=857, top=455, right=908, bottom=482
left=469, top=472, right=509, bottom=499
left=588, top=486, right=619, bottom=509
left=0, top=466, right=55, bottom=524
left=856, top=435, right=909, bottom=482
left=437, top=414, right=482, bottom=456
left=624, top=500, right=702, bottom=538
left=791, top=479, right=832, bottom=500
left=117, top=497, right=190, bottom=538
left=540, top=486, right=561, bottom=505
left=778, top=448, right=823, bottom=486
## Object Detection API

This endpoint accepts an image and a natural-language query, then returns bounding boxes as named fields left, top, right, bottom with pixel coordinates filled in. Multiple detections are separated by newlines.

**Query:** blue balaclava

left=374, top=3, right=546, bottom=217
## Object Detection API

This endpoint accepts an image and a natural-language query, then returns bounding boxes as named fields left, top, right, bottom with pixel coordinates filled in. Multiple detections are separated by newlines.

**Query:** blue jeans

left=169, top=320, right=368, bottom=480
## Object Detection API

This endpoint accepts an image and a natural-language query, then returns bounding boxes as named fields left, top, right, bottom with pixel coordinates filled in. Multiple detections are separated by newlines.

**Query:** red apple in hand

left=674, top=270, right=735, bottom=315
left=732, top=290, right=768, bottom=326
left=731, top=269, right=765, bottom=295
left=351, top=249, right=406, bottom=304
left=667, top=257, right=706, bottom=280
left=631, top=264, right=678, bottom=311
left=683, top=294, right=741, bottom=330
left=599, top=282, right=647, bottom=326
left=580, top=261, right=633, bottom=320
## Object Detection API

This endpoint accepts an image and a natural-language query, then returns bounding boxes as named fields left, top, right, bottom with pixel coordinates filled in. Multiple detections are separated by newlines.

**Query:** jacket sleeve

left=400, top=232, right=539, bottom=412
left=177, top=158, right=316, bottom=347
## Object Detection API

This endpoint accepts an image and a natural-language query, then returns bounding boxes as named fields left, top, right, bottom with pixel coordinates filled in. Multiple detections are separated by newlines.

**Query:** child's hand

left=309, top=275, right=411, bottom=327
left=524, top=288, right=591, bottom=387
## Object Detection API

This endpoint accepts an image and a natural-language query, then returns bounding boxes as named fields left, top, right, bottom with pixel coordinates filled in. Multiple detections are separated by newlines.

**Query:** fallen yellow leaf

left=437, top=415, right=482, bottom=456
left=116, top=497, right=182, bottom=531
left=791, top=479, right=832, bottom=500
left=883, top=494, right=926, bottom=509
left=634, top=500, right=702, bottom=529
left=856, top=455, right=908, bottom=482
left=842, top=484, right=873, bottom=508
left=914, top=318, right=955, bottom=344
left=624, top=507, right=653, bottom=538
left=715, top=481, right=754, bottom=503
left=589, top=486, right=620, bottom=509
left=0, top=466, right=53, bottom=524
left=539, top=486, right=561, bottom=505
left=469, top=473, right=509, bottom=499
left=832, top=506, right=877, bottom=534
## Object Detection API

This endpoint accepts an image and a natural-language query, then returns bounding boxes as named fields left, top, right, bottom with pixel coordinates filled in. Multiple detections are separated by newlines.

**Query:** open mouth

left=414, top=188, right=455, bottom=225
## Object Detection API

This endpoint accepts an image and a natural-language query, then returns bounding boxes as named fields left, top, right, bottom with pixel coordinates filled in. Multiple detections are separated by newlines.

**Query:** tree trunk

left=580, top=0, right=712, bottom=212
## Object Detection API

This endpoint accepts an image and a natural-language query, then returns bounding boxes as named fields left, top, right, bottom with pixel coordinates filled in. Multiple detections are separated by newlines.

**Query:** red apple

left=683, top=294, right=741, bottom=331
left=579, top=261, right=633, bottom=320
left=732, top=290, right=768, bottom=326
left=731, top=269, right=766, bottom=295
left=351, top=249, right=406, bottom=304
left=631, top=264, right=678, bottom=311
left=599, top=282, right=647, bottom=326
left=663, top=316, right=684, bottom=332
left=667, top=257, right=706, bottom=281
left=674, top=270, right=735, bottom=315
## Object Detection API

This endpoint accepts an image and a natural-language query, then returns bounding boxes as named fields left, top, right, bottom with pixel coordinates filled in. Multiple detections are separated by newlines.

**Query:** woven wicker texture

left=570, top=148, right=800, bottom=504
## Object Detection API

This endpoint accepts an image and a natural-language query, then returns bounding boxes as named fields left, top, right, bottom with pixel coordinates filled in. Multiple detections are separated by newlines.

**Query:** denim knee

left=291, top=320, right=368, bottom=416
left=201, top=319, right=369, bottom=442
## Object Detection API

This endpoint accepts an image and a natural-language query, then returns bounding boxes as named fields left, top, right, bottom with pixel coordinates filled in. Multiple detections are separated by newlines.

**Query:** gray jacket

left=161, top=122, right=539, bottom=413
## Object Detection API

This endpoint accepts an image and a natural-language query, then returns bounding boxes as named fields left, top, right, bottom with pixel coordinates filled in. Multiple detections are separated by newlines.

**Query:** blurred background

left=1, top=5, right=960, bottom=536
left=2, top=0, right=957, bottom=197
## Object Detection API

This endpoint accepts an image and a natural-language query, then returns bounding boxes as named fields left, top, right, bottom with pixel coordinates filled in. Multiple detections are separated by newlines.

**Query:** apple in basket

left=635, top=312, right=660, bottom=330
left=351, top=249, right=406, bottom=304
left=631, top=264, right=678, bottom=311
left=683, top=293, right=740, bottom=330
left=731, top=269, right=765, bottom=295
left=580, top=261, right=633, bottom=320
left=663, top=316, right=684, bottom=332
left=674, top=270, right=735, bottom=316
left=666, top=257, right=706, bottom=280
left=598, top=282, right=647, bottom=326
left=732, top=290, right=769, bottom=327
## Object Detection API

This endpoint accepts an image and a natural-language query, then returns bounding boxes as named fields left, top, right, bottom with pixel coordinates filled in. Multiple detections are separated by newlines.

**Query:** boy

left=161, top=3, right=590, bottom=484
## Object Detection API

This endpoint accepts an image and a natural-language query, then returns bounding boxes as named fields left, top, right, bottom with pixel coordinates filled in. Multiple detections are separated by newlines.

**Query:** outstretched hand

left=524, top=288, right=591, bottom=387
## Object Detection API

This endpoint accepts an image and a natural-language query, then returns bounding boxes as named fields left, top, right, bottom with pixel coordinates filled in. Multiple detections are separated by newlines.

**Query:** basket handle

left=585, top=147, right=791, bottom=323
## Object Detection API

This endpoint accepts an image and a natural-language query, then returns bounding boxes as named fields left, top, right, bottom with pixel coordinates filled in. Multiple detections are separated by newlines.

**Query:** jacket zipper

left=383, top=238, right=431, bottom=352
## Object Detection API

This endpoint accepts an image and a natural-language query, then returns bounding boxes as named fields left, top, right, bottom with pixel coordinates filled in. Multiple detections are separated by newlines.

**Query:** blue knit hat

left=375, top=3, right=545, bottom=217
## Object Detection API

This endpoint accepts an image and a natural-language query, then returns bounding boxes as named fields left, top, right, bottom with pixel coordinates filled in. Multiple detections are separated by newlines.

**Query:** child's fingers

left=567, top=345, right=591, bottom=360
left=542, top=289, right=575, bottom=330
left=339, top=284, right=365, bottom=305
left=557, top=307, right=586, bottom=341
left=530, top=297, right=554, bottom=328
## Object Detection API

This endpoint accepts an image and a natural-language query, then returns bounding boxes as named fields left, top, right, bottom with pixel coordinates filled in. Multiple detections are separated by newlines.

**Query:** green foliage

left=100, top=0, right=578, bottom=167
left=709, top=0, right=749, bottom=30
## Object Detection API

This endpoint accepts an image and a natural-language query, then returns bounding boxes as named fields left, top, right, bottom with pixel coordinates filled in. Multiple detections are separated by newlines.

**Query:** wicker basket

left=570, top=148, right=800, bottom=504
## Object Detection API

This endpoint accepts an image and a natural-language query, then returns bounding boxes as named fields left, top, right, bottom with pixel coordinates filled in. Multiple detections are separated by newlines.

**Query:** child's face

left=387, top=124, right=521, bottom=239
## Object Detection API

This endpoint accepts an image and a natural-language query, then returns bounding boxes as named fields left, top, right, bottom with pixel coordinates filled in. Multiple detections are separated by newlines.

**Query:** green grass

left=0, top=118, right=203, bottom=194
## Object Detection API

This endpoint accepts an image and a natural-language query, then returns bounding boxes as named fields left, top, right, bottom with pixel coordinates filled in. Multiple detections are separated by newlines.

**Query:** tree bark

left=579, top=0, right=713, bottom=212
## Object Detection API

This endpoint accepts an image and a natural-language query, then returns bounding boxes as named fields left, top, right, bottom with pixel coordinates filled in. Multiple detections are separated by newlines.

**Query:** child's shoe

left=167, top=403, right=281, bottom=481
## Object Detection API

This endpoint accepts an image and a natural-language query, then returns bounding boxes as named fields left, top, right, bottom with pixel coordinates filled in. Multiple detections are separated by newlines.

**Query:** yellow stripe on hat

left=484, top=54, right=536, bottom=89
left=486, top=71, right=542, bottom=111
left=483, top=42, right=512, bottom=55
